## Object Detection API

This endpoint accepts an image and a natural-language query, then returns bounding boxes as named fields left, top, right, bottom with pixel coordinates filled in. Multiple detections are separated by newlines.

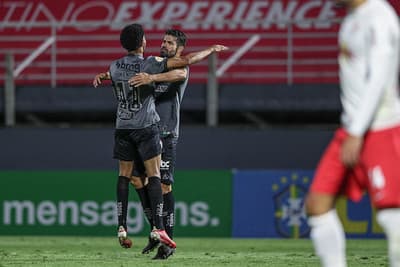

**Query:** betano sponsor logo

left=2, top=200, right=220, bottom=233
left=1, top=1, right=340, bottom=31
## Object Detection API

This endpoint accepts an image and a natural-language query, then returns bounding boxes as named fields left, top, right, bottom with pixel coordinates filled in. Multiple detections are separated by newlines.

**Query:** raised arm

left=93, top=71, right=111, bottom=87
left=166, top=45, right=228, bottom=69
left=129, top=68, right=187, bottom=87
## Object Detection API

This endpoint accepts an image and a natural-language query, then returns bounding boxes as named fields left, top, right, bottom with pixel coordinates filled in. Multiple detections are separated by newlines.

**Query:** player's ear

left=142, top=36, right=147, bottom=49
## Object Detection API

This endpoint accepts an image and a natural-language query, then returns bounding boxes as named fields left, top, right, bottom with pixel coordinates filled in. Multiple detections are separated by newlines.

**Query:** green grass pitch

left=0, top=236, right=387, bottom=267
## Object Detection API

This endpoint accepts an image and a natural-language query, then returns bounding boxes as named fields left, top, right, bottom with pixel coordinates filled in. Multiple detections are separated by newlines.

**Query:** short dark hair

left=165, top=29, right=187, bottom=47
left=120, top=24, right=144, bottom=52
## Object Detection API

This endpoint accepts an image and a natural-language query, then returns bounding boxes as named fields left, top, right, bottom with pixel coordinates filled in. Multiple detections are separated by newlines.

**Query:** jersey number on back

left=114, top=81, right=142, bottom=112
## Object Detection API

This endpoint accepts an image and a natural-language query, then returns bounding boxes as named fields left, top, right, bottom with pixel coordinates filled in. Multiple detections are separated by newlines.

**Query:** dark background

left=0, top=83, right=339, bottom=170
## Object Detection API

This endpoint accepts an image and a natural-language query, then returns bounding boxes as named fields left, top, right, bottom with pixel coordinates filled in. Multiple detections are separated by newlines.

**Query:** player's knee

left=305, top=193, right=320, bottom=215
left=119, top=161, right=133, bottom=177
left=144, top=156, right=161, bottom=178
left=161, top=183, right=172, bottom=194
left=130, top=176, right=143, bottom=189
left=119, top=170, right=131, bottom=178
left=305, top=193, right=335, bottom=216
left=147, top=170, right=161, bottom=179
left=145, top=167, right=160, bottom=178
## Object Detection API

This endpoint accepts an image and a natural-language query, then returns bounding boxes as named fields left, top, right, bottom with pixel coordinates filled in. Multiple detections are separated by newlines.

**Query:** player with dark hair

left=128, top=28, right=189, bottom=260
left=305, top=0, right=400, bottom=266
left=93, top=23, right=227, bottom=252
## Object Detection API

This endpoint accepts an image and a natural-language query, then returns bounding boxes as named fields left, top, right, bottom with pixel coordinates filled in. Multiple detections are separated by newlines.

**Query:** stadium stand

left=0, top=0, right=351, bottom=86
left=1, top=0, right=398, bottom=86
left=0, top=27, right=339, bottom=86
left=0, top=0, right=398, bottom=126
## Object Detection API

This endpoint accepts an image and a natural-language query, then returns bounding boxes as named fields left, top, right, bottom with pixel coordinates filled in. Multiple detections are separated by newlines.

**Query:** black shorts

left=131, top=134, right=178, bottom=185
left=159, top=135, right=178, bottom=185
left=113, top=125, right=162, bottom=169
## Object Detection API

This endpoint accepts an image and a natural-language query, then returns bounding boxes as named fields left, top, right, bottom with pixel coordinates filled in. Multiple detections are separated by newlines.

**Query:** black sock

left=135, top=187, right=154, bottom=229
left=163, top=191, right=175, bottom=239
left=116, top=176, right=130, bottom=230
left=146, top=176, right=164, bottom=230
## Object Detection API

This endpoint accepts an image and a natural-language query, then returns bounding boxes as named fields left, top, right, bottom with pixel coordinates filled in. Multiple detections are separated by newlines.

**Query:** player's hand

left=129, top=73, right=153, bottom=87
left=93, top=72, right=110, bottom=88
left=93, top=73, right=104, bottom=88
left=211, top=45, right=229, bottom=52
left=341, top=134, right=363, bottom=167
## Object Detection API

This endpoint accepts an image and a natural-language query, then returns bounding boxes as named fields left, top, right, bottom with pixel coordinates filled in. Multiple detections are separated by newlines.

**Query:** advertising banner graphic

left=0, top=0, right=345, bottom=32
left=232, top=170, right=384, bottom=238
left=1, top=0, right=398, bottom=34
left=0, top=169, right=383, bottom=238
left=0, top=170, right=231, bottom=237
left=172, top=170, right=232, bottom=237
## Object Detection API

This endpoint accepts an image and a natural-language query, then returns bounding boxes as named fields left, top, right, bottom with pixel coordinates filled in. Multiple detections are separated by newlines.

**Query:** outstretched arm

left=93, top=71, right=111, bottom=87
left=166, top=45, right=228, bottom=69
left=129, top=68, right=187, bottom=87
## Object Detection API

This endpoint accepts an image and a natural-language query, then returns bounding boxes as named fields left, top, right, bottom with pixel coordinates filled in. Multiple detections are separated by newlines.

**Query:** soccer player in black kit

left=93, top=24, right=227, bottom=256
left=129, top=29, right=189, bottom=259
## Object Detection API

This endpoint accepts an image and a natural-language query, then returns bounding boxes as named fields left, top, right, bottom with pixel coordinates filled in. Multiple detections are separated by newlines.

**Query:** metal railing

left=1, top=20, right=340, bottom=127
left=1, top=20, right=340, bottom=87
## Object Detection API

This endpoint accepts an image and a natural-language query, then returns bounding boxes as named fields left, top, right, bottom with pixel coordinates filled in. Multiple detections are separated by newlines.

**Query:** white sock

left=377, top=209, right=400, bottom=267
left=308, top=209, right=347, bottom=267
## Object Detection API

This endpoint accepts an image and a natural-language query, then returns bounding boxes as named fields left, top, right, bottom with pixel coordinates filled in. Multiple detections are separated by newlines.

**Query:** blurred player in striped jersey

left=305, top=0, right=400, bottom=266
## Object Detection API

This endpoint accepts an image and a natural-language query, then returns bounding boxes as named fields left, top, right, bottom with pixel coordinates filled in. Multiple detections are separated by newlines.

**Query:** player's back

left=109, top=54, right=159, bottom=129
